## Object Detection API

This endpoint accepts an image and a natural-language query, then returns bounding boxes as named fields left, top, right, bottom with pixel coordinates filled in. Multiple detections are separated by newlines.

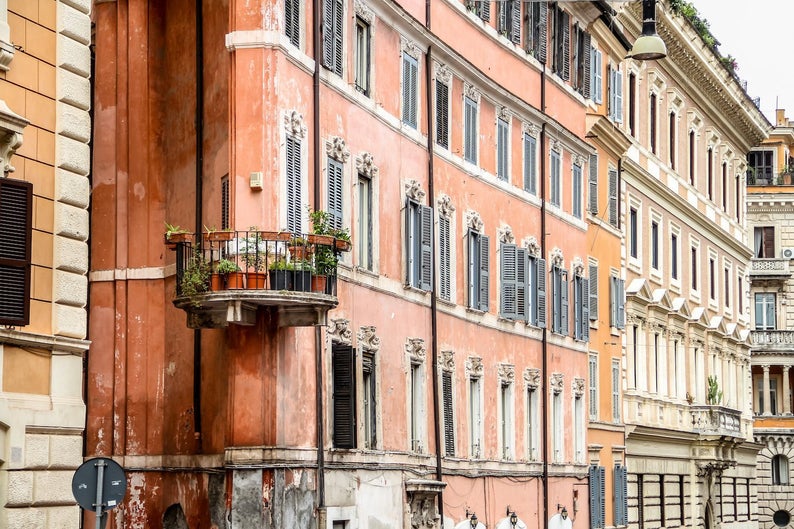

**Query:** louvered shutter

left=497, top=118, right=509, bottom=181
left=322, top=0, right=334, bottom=69
left=465, top=97, right=477, bottom=163
left=498, top=1, right=507, bottom=34
left=614, top=465, right=628, bottom=526
left=574, top=276, right=581, bottom=339
left=328, top=158, right=344, bottom=230
left=560, top=272, right=569, bottom=335
left=0, top=178, right=32, bottom=326
left=516, top=247, right=527, bottom=320
left=479, top=235, right=490, bottom=311
left=536, top=258, right=547, bottom=328
left=615, top=69, right=623, bottom=123
left=582, top=278, right=590, bottom=341
left=617, top=278, right=625, bottom=329
left=420, top=204, right=433, bottom=291
left=221, top=176, right=230, bottom=230
left=589, top=466, right=602, bottom=529
left=286, top=136, right=302, bottom=234
left=285, top=0, right=300, bottom=47
left=436, top=81, right=449, bottom=148
left=332, top=344, right=356, bottom=448
left=511, top=0, right=521, bottom=44
left=589, top=263, right=598, bottom=321
left=333, top=0, right=344, bottom=75
left=480, top=0, right=490, bottom=22
left=501, top=244, right=517, bottom=318
left=582, top=33, right=591, bottom=99
left=406, top=199, right=415, bottom=285
left=442, top=371, right=455, bottom=455
left=440, top=216, right=451, bottom=300
left=589, top=154, right=598, bottom=215
left=608, top=168, right=618, bottom=226
left=561, top=11, right=570, bottom=81
left=609, top=276, right=617, bottom=327
left=403, top=54, right=418, bottom=128
left=593, top=49, right=602, bottom=104
left=537, top=2, right=547, bottom=64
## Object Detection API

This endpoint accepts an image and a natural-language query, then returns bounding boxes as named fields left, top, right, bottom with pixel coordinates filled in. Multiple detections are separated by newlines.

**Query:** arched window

left=772, top=454, right=790, bottom=485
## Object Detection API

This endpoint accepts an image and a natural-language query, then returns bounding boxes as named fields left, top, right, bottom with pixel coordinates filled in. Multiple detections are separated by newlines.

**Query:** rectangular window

left=470, top=376, right=482, bottom=458
left=358, top=174, right=373, bottom=271
left=753, top=226, right=775, bottom=258
left=588, top=154, right=598, bottom=215
left=651, top=220, right=659, bottom=269
left=669, top=112, right=676, bottom=169
left=327, top=157, right=344, bottom=230
left=628, top=72, right=636, bottom=137
left=709, top=257, right=716, bottom=300
left=649, top=92, right=656, bottom=152
left=406, top=199, right=432, bottom=290
left=551, top=4, right=570, bottom=80
left=610, top=275, right=625, bottom=329
left=589, top=354, right=598, bottom=420
left=611, top=359, right=621, bottom=422
left=552, top=390, right=563, bottom=462
left=574, top=394, right=584, bottom=463
left=402, top=53, right=419, bottom=128
left=500, top=381, right=513, bottom=459
left=332, top=343, right=356, bottom=448
left=550, top=149, right=561, bottom=207
left=362, top=352, right=377, bottom=449
left=500, top=244, right=527, bottom=321
left=614, top=465, right=628, bottom=526
left=590, top=47, right=603, bottom=104
left=472, top=0, right=490, bottom=21
left=589, top=465, right=606, bottom=528
left=464, top=96, right=478, bottom=164
left=707, top=147, right=714, bottom=200
left=354, top=17, right=370, bottom=95
left=436, top=81, right=450, bottom=149
left=285, top=0, right=301, bottom=47
left=736, top=174, right=741, bottom=223
left=629, top=207, right=638, bottom=259
left=671, top=233, right=678, bottom=280
left=439, top=215, right=451, bottom=301
left=498, top=0, right=521, bottom=44
left=739, top=276, right=744, bottom=314
left=286, top=136, right=303, bottom=234
left=468, top=230, right=490, bottom=311
left=572, top=24, right=591, bottom=98
left=691, top=246, right=698, bottom=290
left=524, top=133, right=537, bottom=194
left=552, top=266, right=569, bottom=335
left=574, top=274, right=589, bottom=341
left=322, top=0, right=344, bottom=75
left=497, top=118, right=509, bottom=181
left=588, top=262, right=598, bottom=321
left=527, top=386, right=539, bottom=460
left=755, top=292, right=776, bottom=330
left=747, top=149, right=774, bottom=184
left=572, top=163, right=583, bottom=218
left=410, top=362, right=423, bottom=452
left=0, top=178, right=32, bottom=326
left=442, top=370, right=455, bottom=455
left=689, top=130, right=696, bottom=185
left=608, top=168, right=618, bottom=227
left=529, top=255, right=547, bottom=328
left=722, top=162, right=728, bottom=211
left=724, top=267, right=730, bottom=308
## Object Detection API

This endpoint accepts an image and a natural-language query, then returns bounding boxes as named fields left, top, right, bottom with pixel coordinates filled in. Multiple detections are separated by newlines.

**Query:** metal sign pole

left=94, top=460, right=106, bottom=529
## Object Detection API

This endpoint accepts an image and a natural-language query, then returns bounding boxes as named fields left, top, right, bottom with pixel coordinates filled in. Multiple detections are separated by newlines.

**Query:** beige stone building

left=0, top=0, right=92, bottom=527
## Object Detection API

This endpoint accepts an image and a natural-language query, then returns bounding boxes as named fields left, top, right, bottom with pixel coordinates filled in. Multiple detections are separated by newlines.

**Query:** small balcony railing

left=750, top=330, right=794, bottom=349
left=750, top=258, right=791, bottom=279
left=165, top=229, right=350, bottom=328
left=690, top=405, right=742, bottom=438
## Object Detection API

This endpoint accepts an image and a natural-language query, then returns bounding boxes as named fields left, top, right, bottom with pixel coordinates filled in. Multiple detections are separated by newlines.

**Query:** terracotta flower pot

left=246, top=272, right=267, bottom=289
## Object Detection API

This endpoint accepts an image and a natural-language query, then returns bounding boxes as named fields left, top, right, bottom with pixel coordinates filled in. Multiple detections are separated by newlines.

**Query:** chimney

left=777, top=108, right=787, bottom=127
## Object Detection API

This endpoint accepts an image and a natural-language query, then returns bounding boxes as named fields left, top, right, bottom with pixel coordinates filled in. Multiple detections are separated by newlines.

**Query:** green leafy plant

left=706, top=375, right=723, bottom=405
left=180, top=254, right=210, bottom=302
left=269, top=257, right=293, bottom=271
left=215, top=258, right=240, bottom=275
left=166, top=222, right=189, bottom=237
left=242, top=227, right=267, bottom=272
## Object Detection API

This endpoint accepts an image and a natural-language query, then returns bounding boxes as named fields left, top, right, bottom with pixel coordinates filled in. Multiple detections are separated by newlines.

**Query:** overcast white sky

left=689, top=0, right=792, bottom=125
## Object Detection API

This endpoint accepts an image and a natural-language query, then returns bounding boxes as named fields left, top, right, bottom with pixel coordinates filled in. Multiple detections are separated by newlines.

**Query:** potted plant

left=180, top=254, right=210, bottom=305
left=288, top=236, right=312, bottom=261
left=268, top=257, right=293, bottom=290
left=203, top=225, right=235, bottom=242
left=165, top=222, right=193, bottom=247
left=292, top=259, right=314, bottom=292
left=242, top=228, right=268, bottom=289
left=212, top=258, right=244, bottom=290
left=312, top=244, right=337, bottom=294
left=780, top=165, right=794, bottom=185
left=706, top=375, right=723, bottom=406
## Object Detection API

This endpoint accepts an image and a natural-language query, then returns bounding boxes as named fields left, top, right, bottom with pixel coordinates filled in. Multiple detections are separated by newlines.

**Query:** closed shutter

left=617, top=278, right=625, bottom=329
left=561, top=11, right=570, bottom=81
left=592, top=49, right=602, bottom=104
left=436, top=81, right=449, bottom=149
left=498, top=118, right=509, bottom=181
left=614, top=465, right=628, bottom=526
left=479, top=0, right=490, bottom=22
left=465, top=97, right=477, bottom=163
left=609, top=276, right=616, bottom=327
left=501, top=244, right=517, bottom=318
left=322, top=0, right=334, bottom=69
left=589, top=466, right=606, bottom=528
left=536, top=1, right=547, bottom=64
left=589, top=153, right=598, bottom=215
left=332, top=344, right=356, bottom=448
left=420, top=204, right=433, bottom=291
left=615, top=68, right=623, bottom=123
left=286, top=136, right=302, bottom=234
left=582, top=32, right=591, bottom=98
left=333, top=0, right=343, bottom=75
left=479, top=235, right=490, bottom=311
left=524, top=133, right=537, bottom=194
left=510, top=0, right=521, bottom=44
left=561, top=271, right=569, bottom=335
left=327, top=158, right=344, bottom=230
left=516, top=247, right=527, bottom=320
left=439, top=216, right=451, bottom=301
left=285, top=0, right=300, bottom=47
left=536, top=258, right=547, bottom=328
left=402, top=54, right=419, bottom=128
left=442, top=371, right=455, bottom=455
left=608, top=168, right=618, bottom=226
left=221, top=175, right=230, bottom=230
left=589, top=263, right=598, bottom=321
left=582, top=278, right=590, bottom=341
left=0, top=178, right=32, bottom=326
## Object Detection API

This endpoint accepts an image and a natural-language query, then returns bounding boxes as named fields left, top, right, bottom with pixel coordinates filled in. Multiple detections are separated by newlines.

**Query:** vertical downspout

left=313, top=0, right=326, bottom=514
left=540, top=66, right=549, bottom=529
left=193, top=0, right=204, bottom=450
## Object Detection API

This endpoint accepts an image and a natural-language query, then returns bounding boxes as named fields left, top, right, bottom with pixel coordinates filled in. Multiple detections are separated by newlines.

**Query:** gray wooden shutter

left=561, top=11, right=570, bottom=81
left=0, top=178, right=32, bottom=326
left=615, top=69, right=623, bottom=123
left=589, top=154, right=598, bottom=215
left=403, top=54, right=418, bottom=128
left=285, top=0, right=300, bottom=47
left=589, top=263, right=598, bottom=321
left=536, top=258, right=547, bottom=328
left=582, top=278, right=590, bottom=341
left=406, top=199, right=415, bottom=285
left=221, top=175, right=230, bottom=230
left=332, top=344, right=356, bottom=448
left=440, top=216, right=451, bottom=300
left=480, top=0, right=490, bottom=22
left=608, top=167, right=618, bottom=226
left=501, top=244, right=517, bottom=318
left=479, top=235, right=490, bottom=311
left=465, top=97, right=477, bottom=163
left=322, top=0, right=334, bottom=69
left=333, top=0, right=344, bottom=75
left=617, top=278, right=625, bottom=329
left=442, top=371, right=455, bottom=455
left=286, top=136, right=302, bottom=234
left=328, top=158, right=344, bottom=230
left=511, top=0, right=521, bottom=44
left=582, top=32, right=591, bottom=99
left=537, top=1, right=547, bottom=64
left=614, top=465, right=628, bottom=526
left=574, top=275, right=581, bottom=339
left=516, top=247, right=527, bottom=320
left=589, top=465, right=602, bottom=529
left=561, top=271, right=569, bottom=335
left=420, top=205, right=433, bottom=291
left=498, top=118, right=509, bottom=181
left=436, top=81, right=449, bottom=148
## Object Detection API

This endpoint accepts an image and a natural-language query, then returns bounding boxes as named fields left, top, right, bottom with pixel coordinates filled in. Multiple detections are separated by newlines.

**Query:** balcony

left=690, top=405, right=742, bottom=438
left=750, top=258, right=791, bottom=280
left=750, top=330, right=794, bottom=352
left=166, top=229, right=350, bottom=329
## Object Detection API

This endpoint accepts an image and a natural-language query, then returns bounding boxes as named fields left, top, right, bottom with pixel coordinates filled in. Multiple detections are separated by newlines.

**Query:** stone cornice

left=585, top=114, right=631, bottom=159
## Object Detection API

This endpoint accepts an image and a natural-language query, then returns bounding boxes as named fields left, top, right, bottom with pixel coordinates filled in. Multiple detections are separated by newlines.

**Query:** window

left=0, top=178, right=32, bottom=326
left=498, top=0, right=521, bottom=44
left=442, top=371, right=454, bottom=455
left=758, top=378, right=779, bottom=415
left=322, top=0, right=344, bottom=75
left=574, top=392, right=584, bottom=463
left=362, top=352, right=377, bottom=448
left=523, top=133, right=537, bottom=194
left=551, top=4, right=570, bottom=80
left=611, top=359, right=621, bottom=422
left=607, top=65, right=623, bottom=123
left=552, top=389, right=563, bottom=462
left=629, top=207, right=638, bottom=259
left=285, top=0, right=300, bottom=47
left=402, top=53, right=419, bottom=128
left=525, top=1, right=548, bottom=62
left=588, top=154, right=598, bottom=215
left=689, top=130, right=696, bottom=185
left=589, top=355, right=598, bottom=420
left=590, top=47, right=603, bottom=104
left=649, top=92, right=657, bottom=152
left=527, top=385, right=539, bottom=460
left=529, top=255, right=547, bottom=328
left=354, top=17, right=370, bottom=95
left=552, top=266, right=569, bottom=335
left=755, top=292, right=776, bottom=330
left=358, top=174, right=373, bottom=271
left=497, top=117, right=509, bottom=181
left=608, top=167, right=618, bottom=227
left=614, top=465, right=628, bottom=526
left=436, top=80, right=450, bottom=149
left=573, top=273, right=590, bottom=341
left=589, top=465, right=606, bottom=529
left=572, top=24, right=591, bottom=97
left=332, top=343, right=356, bottom=448
left=722, top=162, right=728, bottom=211
left=707, top=147, right=714, bottom=200
left=773, top=455, right=790, bottom=485
left=738, top=276, right=744, bottom=314
left=410, top=361, right=424, bottom=452
left=550, top=149, right=561, bottom=207
left=747, top=150, right=774, bottom=184
left=669, top=112, right=676, bottom=169
left=500, top=380, right=513, bottom=459
left=691, top=246, right=698, bottom=290
left=328, top=157, right=344, bottom=230
left=628, top=72, right=636, bottom=136
left=651, top=220, right=659, bottom=270
left=406, top=199, right=432, bottom=290
left=464, top=96, right=478, bottom=164
left=724, top=267, right=730, bottom=309
left=469, top=376, right=482, bottom=458
left=735, top=174, right=741, bottom=222
left=709, top=257, right=716, bottom=300
left=439, top=215, right=451, bottom=301
left=588, top=262, right=598, bottom=321
left=610, top=275, right=625, bottom=329
left=286, top=136, right=303, bottom=234
left=470, top=0, right=490, bottom=22
left=754, top=226, right=775, bottom=258
left=468, top=229, right=490, bottom=311
left=500, top=244, right=527, bottom=321
left=671, top=233, right=679, bottom=280
left=572, top=163, right=583, bottom=218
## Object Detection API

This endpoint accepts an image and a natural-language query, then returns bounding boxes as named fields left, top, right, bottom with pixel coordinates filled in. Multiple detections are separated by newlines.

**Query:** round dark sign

left=72, top=458, right=127, bottom=512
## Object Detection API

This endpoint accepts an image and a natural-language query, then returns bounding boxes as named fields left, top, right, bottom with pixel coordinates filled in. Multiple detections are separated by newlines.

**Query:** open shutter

left=589, top=263, right=598, bottom=321
left=322, top=0, right=334, bottom=69
left=561, top=11, right=570, bottom=81
left=436, top=81, right=449, bottom=148
left=536, top=1, right=547, bottom=64
left=617, top=278, right=625, bottom=329
left=511, top=0, right=521, bottom=44
left=480, top=0, right=490, bottom=22
left=516, top=247, right=527, bottom=320
left=536, top=258, right=547, bottom=328
left=332, top=344, right=356, bottom=448
left=420, top=205, right=433, bottom=291
left=479, top=235, right=490, bottom=311
left=328, top=158, right=344, bottom=230
left=333, top=0, right=344, bottom=74
left=582, top=32, right=591, bottom=98
left=582, top=278, right=590, bottom=341
left=589, top=466, right=598, bottom=529
left=608, top=168, right=618, bottom=226
left=574, top=276, right=581, bottom=339
left=439, top=216, right=451, bottom=300
left=561, top=272, right=569, bottom=335
left=286, top=136, right=302, bottom=234
left=0, top=178, right=32, bottom=326
left=442, top=371, right=455, bottom=455
left=406, top=199, right=415, bottom=285
left=501, top=244, right=517, bottom=318
left=615, top=68, right=623, bottom=123
left=589, top=154, right=598, bottom=215
left=614, top=465, right=628, bottom=526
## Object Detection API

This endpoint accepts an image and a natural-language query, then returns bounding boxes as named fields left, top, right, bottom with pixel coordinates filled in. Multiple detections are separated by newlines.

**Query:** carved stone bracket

left=464, top=82, right=481, bottom=103
left=356, top=152, right=379, bottom=178
left=405, top=480, right=446, bottom=529
left=326, top=136, right=350, bottom=163
left=524, top=368, right=540, bottom=389
left=437, top=194, right=455, bottom=218
left=328, top=318, right=353, bottom=345
left=401, top=36, right=422, bottom=61
left=435, top=63, right=452, bottom=85
left=573, top=154, right=586, bottom=167
left=358, top=326, right=381, bottom=352
left=550, top=247, right=564, bottom=268
left=0, top=101, right=27, bottom=176
left=466, top=356, right=484, bottom=378
left=405, top=179, right=426, bottom=202
left=498, top=224, right=515, bottom=245
left=284, top=109, right=307, bottom=139
left=572, top=377, right=585, bottom=398
left=550, top=372, right=564, bottom=394
left=523, top=236, right=541, bottom=258
left=498, top=364, right=515, bottom=384
left=550, top=138, right=562, bottom=153
left=354, top=0, right=374, bottom=23
left=571, top=257, right=584, bottom=277
left=406, top=338, right=426, bottom=364
left=465, top=210, right=484, bottom=232
left=439, top=350, right=455, bottom=372
left=498, top=106, right=511, bottom=122
left=522, top=122, right=540, bottom=138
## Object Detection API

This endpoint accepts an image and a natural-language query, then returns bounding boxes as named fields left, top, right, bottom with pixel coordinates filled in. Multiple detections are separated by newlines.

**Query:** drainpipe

left=540, top=65, right=549, bottom=529
left=193, top=0, right=204, bottom=451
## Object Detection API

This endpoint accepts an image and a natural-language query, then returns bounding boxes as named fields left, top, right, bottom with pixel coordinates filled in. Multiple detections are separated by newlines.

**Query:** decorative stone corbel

left=466, top=356, right=484, bottom=378
left=550, top=372, right=564, bottom=394
left=498, top=363, right=515, bottom=384
left=358, top=326, right=381, bottom=352
left=284, top=109, right=307, bottom=139
left=405, top=179, right=426, bottom=202
left=524, top=236, right=541, bottom=258
left=573, top=377, right=585, bottom=398
left=437, top=194, right=455, bottom=218
left=327, top=318, right=353, bottom=345
left=0, top=100, right=28, bottom=176
left=550, top=247, right=564, bottom=268
left=406, top=338, right=426, bottom=364
left=356, top=152, right=379, bottom=178
left=326, top=136, right=350, bottom=163
left=498, top=224, right=515, bottom=245
left=524, top=367, right=540, bottom=389
left=465, top=210, right=484, bottom=232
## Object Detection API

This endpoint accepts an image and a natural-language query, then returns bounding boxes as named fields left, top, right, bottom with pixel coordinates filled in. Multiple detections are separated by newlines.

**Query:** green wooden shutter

left=332, top=344, right=356, bottom=448
left=439, top=215, right=451, bottom=301
left=442, top=371, right=455, bottom=455
left=328, top=158, right=344, bottom=230
left=436, top=81, right=449, bottom=148
left=516, top=247, right=527, bottom=320
left=420, top=205, right=433, bottom=291
left=0, top=178, right=32, bottom=326
left=322, top=0, right=334, bottom=69
left=510, top=0, right=521, bottom=44
left=501, top=244, right=517, bottom=318
left=589, top=263, right=598, bottom=321
left=286, top=136, right=302, bottom=234
left=479, top=235, right=490, bottom=311
left=589, top=154, right=598, bottom=215
left=536, top=258, right=547, bottom=328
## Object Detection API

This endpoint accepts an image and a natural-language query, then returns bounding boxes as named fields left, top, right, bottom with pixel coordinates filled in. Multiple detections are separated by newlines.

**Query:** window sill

left=403, top=284, right=431, bottom=296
